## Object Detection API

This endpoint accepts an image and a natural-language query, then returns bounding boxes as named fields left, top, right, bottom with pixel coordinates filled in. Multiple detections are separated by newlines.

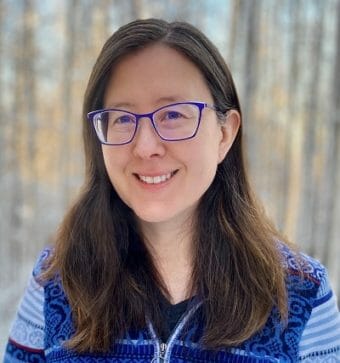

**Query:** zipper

left=159, top=342, right=167, bottom=361
left=149, top=299, right=202, bottom=363
left=151, top=342, right=167, bottom=363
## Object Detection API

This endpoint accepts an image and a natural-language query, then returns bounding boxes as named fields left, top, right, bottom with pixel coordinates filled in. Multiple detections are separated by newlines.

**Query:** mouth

left=134, top=170, right=178, bottom=185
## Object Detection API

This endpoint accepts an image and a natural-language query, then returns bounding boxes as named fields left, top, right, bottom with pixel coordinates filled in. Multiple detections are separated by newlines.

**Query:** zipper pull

left=151, top=342, right=167, bottom=363
left=159, top=342, right=167, bottom=362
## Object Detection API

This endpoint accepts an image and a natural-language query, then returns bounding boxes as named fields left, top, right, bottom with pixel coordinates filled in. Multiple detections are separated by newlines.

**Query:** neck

left=139, top=216, right=194, bottom=304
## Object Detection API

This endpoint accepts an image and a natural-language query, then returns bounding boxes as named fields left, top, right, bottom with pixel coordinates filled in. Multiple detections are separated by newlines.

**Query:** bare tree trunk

left=317, top=0, right=340, bottom=291
left=80, top=1, right=94, bottom=50
left=23, top=0, right=36, bottom=167
left=59, top=0, right=79, bottom=209
left=297, top=0, right=325, bottom=254
left=131, top=0, right=143, bottom=19
left=283, top=0, right=302, bottom=242
left=22, top=0, right=38, bottom=257
left=7, top=1, right=25, bottom=282
left=242, top=0, right=262, bottom=179
left=228, top=0, right=241, bottom=65
left=0, top=0, right=7, bottom=279
left=270, top=0, right=289, bottom=230
left=99, top=0, right=112, bottom=39
left=187, top=0, right=206, bottom=29
left=0, top=0, right=4, bottom=175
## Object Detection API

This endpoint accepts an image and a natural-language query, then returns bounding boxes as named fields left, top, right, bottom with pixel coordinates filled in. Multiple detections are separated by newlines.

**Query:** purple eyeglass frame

left=87, top=101, right=217, bottom=146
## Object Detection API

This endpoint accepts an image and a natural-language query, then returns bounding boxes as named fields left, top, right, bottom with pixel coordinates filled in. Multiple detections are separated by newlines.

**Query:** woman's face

left=102, top=44, right=239, bottom=226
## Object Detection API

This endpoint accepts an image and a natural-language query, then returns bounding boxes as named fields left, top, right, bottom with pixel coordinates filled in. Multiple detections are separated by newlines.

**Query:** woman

left=4, top=19, right=340, bottom=362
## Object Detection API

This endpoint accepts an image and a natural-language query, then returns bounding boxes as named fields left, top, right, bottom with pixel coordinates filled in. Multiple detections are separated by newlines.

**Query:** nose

left=132, top=117, right=166, bottom=159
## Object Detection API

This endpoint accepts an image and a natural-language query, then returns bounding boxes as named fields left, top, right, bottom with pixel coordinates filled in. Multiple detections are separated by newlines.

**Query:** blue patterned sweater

left=3, top=246, right=340, bottom=362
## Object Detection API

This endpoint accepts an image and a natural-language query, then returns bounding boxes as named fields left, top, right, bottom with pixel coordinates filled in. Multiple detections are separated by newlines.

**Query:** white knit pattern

left=9, top=273, right=45, bottom=350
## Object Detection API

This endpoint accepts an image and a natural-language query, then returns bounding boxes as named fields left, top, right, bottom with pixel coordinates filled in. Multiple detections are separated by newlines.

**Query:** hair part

left=44, top=18, right=289, bottom=352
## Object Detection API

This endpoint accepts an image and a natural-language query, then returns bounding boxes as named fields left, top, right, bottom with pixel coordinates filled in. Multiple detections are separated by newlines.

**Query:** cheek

left=187, top=141, right=220, bottom=185
left=102, top=149, right=125, bottom=183
left=102, top=149, right=113, bottom=175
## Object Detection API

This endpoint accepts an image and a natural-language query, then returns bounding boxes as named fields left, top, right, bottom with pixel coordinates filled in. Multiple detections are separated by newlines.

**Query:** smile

left=136, top=171, right=177, bottom=185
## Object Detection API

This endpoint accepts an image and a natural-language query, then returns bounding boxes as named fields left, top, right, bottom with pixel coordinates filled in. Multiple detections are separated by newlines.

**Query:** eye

left=108, top=112, right=135, bottom=126
left=154, top=104, right=194, bottom=126
left=115, top=114, right=135, bottom=124
left=164, top=111, right=183, bottom=120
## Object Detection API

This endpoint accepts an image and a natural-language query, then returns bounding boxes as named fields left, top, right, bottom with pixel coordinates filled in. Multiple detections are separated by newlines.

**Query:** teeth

left=139, top=172, right=172, bottom=184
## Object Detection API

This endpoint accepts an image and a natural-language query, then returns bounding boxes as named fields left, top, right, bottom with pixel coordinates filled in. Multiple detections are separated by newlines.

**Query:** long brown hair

left=45, top=18, right=290, bottom=352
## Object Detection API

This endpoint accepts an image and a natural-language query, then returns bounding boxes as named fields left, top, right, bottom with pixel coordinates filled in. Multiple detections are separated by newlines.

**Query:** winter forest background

left=0, top=0, right=339, bottom=353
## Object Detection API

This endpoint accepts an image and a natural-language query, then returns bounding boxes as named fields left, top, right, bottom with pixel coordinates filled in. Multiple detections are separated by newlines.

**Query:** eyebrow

left=106, top=101, right=134, bottom=109
left=105, top=96, right=185, bottom=110
left=155, top=96, right=183, bottom=104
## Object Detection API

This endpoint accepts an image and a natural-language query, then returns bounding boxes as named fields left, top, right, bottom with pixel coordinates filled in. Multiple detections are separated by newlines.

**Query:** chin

left=132, top=203, right=196, bottom=225
left=134, top=210, right=175, bottom=224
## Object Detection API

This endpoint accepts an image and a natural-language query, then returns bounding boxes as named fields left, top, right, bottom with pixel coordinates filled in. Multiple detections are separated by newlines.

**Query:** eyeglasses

left=87, top=101, right=216, bottom=145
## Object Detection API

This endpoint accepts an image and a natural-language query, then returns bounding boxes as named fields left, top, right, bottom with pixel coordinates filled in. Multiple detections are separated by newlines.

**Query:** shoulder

left=278, top=244, right=332, bottom=337
left=279, top=243, right=327, bottom=292
left=4, top=249, right=50, bottom=362
left=32, top=246, right=54, bottom=282
left=242, top=243, right=340, bottom=361
left=29, top=247, right=75, bottom=350
left=279, top=243, right=340, bottom=354
left=281, top=248, right=340, bottom=360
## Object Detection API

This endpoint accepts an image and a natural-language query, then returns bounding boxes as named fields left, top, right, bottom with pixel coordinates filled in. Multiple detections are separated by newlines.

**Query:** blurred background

left=0, top=0, right=339, bottom=353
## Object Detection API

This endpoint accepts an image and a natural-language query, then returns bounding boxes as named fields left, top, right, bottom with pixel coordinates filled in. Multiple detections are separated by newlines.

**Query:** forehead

left=103, top=44, right=212, bottom=109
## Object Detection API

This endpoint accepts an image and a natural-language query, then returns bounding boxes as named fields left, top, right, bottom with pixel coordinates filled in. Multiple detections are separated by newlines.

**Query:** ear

left=218, top=110, right=241, bottom=163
